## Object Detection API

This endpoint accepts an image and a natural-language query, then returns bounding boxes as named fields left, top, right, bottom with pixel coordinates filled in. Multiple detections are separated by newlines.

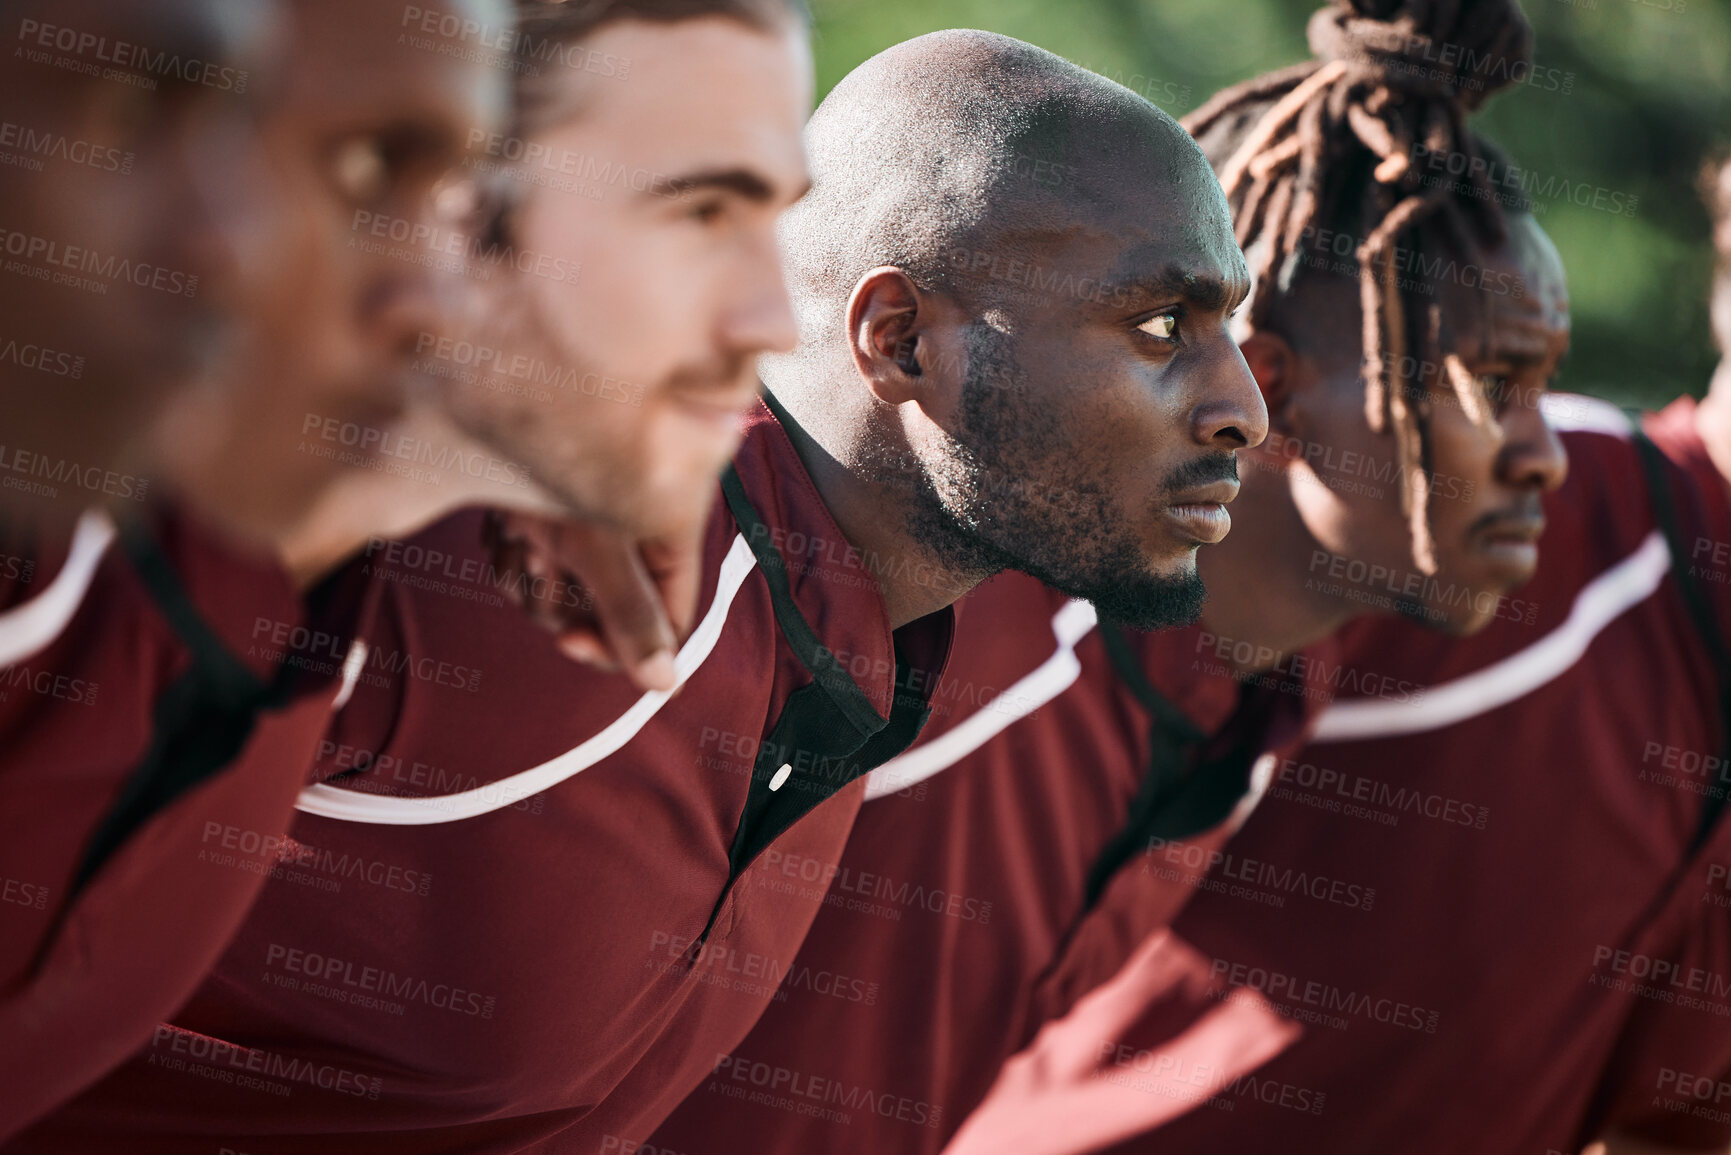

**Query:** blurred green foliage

left=809, top=0, right=1731, bottom=406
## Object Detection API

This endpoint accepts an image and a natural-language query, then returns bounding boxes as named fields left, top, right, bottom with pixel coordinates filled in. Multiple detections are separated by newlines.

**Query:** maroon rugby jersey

left=23, top=401, right=954, bottom=1153
left=0, top=504, right=338, bottom=1141
left=961, top=395, right=1731, bottom=1155
left=650, top=567, right=1338, bottom=1155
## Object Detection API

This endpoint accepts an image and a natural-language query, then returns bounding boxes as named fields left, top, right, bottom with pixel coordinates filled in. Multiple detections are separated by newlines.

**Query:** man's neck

left=1196, top=471, right=1358, bottom=676
left=766, top=394, right=978, bottom=630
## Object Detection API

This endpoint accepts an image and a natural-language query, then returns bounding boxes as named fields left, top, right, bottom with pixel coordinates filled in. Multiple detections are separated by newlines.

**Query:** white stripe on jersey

left=1312, top=529, right=1670, bottom=742
left=1541, top=391, right=1633, bottom=437
left=0, top=508, right=115, bottom=669
left=295, top=532, right=760, bottom=825
left=853, top=395, right=1653, bottom=790
left=292, top=393, right=1660, bottom=816
left=862, top=598, right=1098, bottom=802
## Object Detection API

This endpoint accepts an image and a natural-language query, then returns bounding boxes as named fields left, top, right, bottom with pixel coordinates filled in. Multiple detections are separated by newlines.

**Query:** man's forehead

left=1101, top=233, right=1250, bottom=310
left=1088, top=162, right=1248, bottom=295
left=1508, top=215, right=1569, bottom=323
left=542, top=18, right=811, bottom=192
left=979, top=218, right=1249, bottom=319
left=31, top=0, right=280, bottom=82
left=286, top=1, right=504, bottom=127
left=1443, top=216, right=1570, bottom=363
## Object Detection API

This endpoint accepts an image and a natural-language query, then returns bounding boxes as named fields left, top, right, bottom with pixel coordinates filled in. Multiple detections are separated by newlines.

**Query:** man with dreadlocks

left=941, top=19, right=1731, bottom=1155
left=648, top=2, right=1578, bottom=1154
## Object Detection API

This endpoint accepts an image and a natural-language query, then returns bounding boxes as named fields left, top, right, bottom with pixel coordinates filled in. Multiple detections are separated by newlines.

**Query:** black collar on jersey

left=721, top=462, right=888, bottom=737
left=700, top=464, right=937, bottom=944
left=1082, top=621, right=1287, bottom=908
left=53, top=515, right=296, bottom=930
left=1630, top=420, right=1731, bottom=853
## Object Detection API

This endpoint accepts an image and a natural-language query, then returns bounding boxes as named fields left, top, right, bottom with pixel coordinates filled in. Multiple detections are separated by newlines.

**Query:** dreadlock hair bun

left=1306, top=0, right=1533, bottom=111
left=1182, top=0, right=1536, bottom=575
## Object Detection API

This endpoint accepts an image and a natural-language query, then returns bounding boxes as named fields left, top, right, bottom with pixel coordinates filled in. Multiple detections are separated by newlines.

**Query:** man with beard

left=22, top=28, right=1266, bottom=1155
left=254, top=0, right=827, bottom=691
left=650, top=1, right=1576, bottom=1152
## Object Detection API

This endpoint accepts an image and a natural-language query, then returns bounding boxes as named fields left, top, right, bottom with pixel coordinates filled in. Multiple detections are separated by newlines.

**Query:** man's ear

left=1239, top=329, right=1306, bottom=454
left=846, top=266, right=931, bottom=406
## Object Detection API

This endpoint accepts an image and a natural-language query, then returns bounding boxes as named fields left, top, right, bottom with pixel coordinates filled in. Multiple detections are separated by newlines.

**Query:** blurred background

left=809, top=0, right=1731, bottom=408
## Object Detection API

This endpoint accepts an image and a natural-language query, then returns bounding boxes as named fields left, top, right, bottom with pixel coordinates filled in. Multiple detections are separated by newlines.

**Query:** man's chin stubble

left=1070, top=568, right=1207, bottom=632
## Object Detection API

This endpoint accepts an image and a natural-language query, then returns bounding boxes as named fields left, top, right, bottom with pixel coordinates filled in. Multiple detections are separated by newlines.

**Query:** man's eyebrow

left=381, top=118, right=466, bottom=161
left=1505, top=348, right=1567, bottom=372
left=1115, top=265, right=1248, bottom=313
left=660, top=168, right=811, bottom=203
left=116, top=24, right=236, bottom=94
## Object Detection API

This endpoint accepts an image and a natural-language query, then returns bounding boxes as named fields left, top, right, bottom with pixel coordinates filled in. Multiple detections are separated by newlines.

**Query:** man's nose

left=1192, top=342, right=1268, bottom=451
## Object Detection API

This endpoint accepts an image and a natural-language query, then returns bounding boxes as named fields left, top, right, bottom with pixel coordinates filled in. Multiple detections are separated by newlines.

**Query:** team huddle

left=0, top=0, right=1726, bottom=1151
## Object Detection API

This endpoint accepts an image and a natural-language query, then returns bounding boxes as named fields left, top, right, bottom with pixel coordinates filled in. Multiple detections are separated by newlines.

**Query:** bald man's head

left=775, top=30, right=1228, bottom=377
left=768, top=31, right=1264, bottom=630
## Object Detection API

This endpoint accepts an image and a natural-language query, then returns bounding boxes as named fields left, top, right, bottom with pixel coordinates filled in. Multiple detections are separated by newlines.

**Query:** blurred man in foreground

left=0, top=0, right=513, bottom=1137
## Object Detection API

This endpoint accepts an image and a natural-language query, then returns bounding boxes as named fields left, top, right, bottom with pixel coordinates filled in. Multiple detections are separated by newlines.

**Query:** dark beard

left=885, top=322, right=1207, bottom=632
left=1055, top=552, right=1206, bottom=631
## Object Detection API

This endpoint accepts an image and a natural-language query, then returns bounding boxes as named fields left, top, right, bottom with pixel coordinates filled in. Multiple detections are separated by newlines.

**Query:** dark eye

left=1477, top=374, right=1514, bottom=416
left=1137, top=312, right=1179, bottom=341
left=328, top=126, right=450, bottom=208
left=329, top=135, right=390, bottom=205
left=689, top=198, right=727, bottom=225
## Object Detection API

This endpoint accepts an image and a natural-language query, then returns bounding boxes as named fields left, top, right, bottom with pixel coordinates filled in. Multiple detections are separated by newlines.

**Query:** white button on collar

left=769, top=763, right=793, bottom=792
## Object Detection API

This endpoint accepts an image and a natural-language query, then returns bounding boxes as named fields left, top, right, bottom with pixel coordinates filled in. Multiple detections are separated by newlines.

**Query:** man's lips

left=668, top=386, right=760, bottom=427
left=1476, top=513, right=1545, bottom=545
left=1475, top=512, right=1545, bottom=568
left=1164, top=479, right=1241, bottom=545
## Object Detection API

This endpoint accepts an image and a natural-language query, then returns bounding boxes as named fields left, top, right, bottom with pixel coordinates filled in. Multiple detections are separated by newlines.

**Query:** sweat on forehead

left=780, top=29, right=1212, bottom=318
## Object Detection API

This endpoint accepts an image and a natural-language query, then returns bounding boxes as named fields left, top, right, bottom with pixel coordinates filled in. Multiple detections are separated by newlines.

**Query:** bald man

left=27, top=30, right=1265, bottom=1154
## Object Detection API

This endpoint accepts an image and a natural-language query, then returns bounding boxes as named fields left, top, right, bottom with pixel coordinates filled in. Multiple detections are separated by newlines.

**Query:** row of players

left=0, top=0, right=1726, bottom=1151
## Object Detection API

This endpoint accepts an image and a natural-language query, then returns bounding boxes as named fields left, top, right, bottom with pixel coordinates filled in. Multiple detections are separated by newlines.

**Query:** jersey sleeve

left=1579, top=843, right=1731, bottom=1148
left=942, top=930, right=1299, bottom=1155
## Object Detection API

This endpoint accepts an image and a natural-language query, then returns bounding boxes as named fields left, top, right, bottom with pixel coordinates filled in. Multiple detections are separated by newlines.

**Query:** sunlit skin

left=773, top=96, right=1269, bottom=631
left=0, top=0, right=279, bottom=529
left=1201, top=212, right=1571, bottom=666
left=825, top=232, right=1263, bottom=628
left=445, top=15, right=814, bottom=540
left=974, top=232, right=1264, bottom=578
left=149, top=0, right=510, bottom=545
